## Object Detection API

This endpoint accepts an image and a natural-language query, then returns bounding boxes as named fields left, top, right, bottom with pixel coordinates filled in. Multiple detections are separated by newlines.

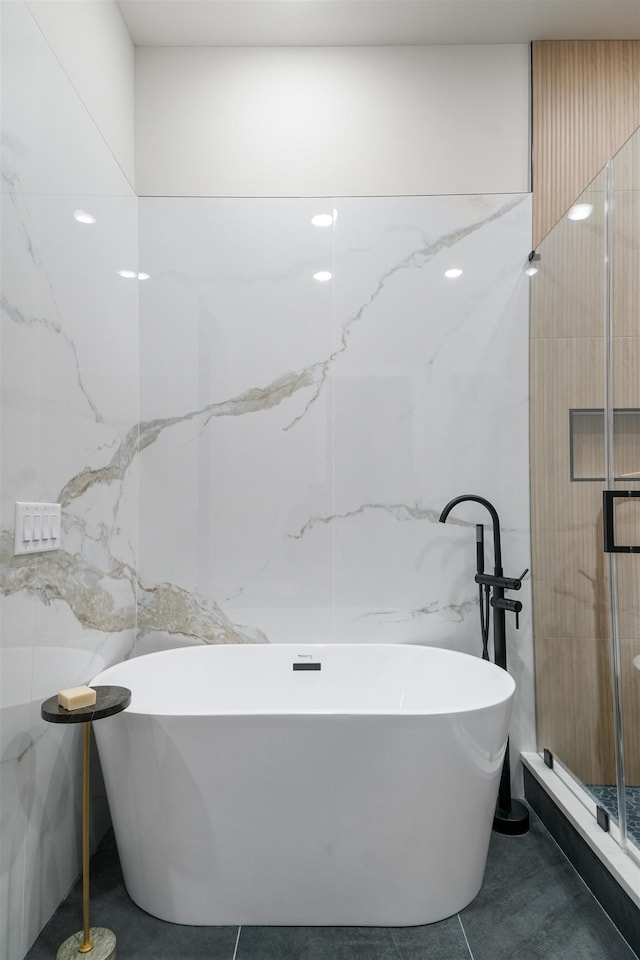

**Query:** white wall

left=26, top=0, right=136, bottom=187
left=135, top=44, right=530, bottom=197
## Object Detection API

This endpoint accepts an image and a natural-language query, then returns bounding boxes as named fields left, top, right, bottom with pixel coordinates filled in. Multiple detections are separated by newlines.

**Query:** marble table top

left=41, top=685, right=131, bottom=724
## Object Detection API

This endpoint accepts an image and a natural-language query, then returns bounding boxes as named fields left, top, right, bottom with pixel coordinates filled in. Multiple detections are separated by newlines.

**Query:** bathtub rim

left=91, top=642, right=516, bottom=719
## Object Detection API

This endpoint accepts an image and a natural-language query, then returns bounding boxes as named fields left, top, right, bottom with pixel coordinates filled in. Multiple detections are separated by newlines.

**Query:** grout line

left=457, top=913, right=476, bottom=960
left=232, top=925, right=242, bottom=960
left=24, top=5, right=136, bottom=196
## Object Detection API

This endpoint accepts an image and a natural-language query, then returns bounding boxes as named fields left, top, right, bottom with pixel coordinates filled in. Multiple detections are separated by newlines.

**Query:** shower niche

left=570, top=408, right=640, bottom=482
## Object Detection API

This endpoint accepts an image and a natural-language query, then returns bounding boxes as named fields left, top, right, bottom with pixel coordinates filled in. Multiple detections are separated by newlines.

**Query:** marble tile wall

left=0, top=4, right=138, bottom=957
left=0, top=5, right=536, bottom=956
left=136, top=194, right=536, bottom=780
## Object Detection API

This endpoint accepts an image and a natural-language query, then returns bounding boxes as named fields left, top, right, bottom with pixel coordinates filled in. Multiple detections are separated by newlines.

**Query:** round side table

left=41, top=686, right=131, bottom=960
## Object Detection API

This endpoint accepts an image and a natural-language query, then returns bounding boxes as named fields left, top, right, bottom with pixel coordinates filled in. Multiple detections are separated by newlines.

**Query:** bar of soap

left=58, top=685, right=97, bottom=710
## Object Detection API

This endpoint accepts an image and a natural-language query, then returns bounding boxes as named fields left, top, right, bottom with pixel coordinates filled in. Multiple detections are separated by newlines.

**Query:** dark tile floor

left=26, top=805, right=639, bottom=960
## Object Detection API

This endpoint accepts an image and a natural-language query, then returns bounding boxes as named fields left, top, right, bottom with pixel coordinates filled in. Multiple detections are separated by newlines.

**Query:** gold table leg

left=56, top=722, right=116, bottom=960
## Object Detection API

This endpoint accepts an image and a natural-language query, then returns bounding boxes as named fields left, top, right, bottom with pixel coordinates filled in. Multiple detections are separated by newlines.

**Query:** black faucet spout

left=439, top=494, right=503, bottom=573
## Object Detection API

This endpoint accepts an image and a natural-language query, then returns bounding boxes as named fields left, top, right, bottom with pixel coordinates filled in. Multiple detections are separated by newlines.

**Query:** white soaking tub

left=91, top=643, right=515, bottom=926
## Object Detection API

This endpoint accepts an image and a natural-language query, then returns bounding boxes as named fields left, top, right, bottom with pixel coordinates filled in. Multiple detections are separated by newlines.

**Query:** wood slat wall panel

left=530, top=172, right=605, bottom=341
left=530, top=338, right=607, bottom=641
left=530, top=126, right=640, bottom=783
left=535, top=635, right=615, bottom=785
left=532, top=40, right=640, bottom=248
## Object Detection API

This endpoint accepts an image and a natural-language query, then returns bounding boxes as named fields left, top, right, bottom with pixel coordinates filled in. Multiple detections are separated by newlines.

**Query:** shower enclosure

left=530, top=126, right=640, bottom=858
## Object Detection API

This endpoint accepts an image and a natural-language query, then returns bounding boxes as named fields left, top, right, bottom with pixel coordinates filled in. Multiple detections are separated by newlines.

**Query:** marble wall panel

left=0, top=3, right=138, bottom=957
left=137, top=192, right=535, bottom=789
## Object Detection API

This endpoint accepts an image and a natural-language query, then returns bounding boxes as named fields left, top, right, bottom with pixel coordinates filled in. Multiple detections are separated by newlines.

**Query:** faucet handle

left=506, top=569, right=529, bottom=590
left=493, top=597, right=522, bottom=630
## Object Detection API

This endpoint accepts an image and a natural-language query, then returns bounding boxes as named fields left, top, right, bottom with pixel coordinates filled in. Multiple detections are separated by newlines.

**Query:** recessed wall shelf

left=569, top=409, right=640, bottom=482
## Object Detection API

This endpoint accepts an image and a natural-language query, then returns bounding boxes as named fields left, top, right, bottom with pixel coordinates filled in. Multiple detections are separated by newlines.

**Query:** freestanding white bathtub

left=92, top=643, right=515, bottom=926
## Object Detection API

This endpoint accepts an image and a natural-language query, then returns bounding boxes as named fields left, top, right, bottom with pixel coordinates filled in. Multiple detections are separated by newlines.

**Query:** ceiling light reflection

left=311, top=213, right=335, bottom=227
left=73, top=209, right=96, bottom=224
left=117, top=269, right=151, bottom=280
left=444, top=268, right=463, bottom=279
left=313, top=271, right=332, bottom=282
left=567, top=203, right=593, bottom=221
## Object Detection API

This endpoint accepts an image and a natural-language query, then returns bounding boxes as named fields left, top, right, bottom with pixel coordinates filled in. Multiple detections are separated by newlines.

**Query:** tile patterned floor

left=588, top=785, right=640, bottom=849
left=26, top=806, right=639, bottom=960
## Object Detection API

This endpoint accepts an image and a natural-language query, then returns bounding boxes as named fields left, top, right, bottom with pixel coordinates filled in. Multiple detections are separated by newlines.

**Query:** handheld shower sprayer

left=475, top=525, right=490, bottom=660
left=475, top=524, right=484, bottom=575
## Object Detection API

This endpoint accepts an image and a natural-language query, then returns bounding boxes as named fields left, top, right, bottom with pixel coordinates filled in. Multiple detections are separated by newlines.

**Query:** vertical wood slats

left=530, top=91, right=640, bottom=784
left=532, top=41, right=640, bottom=249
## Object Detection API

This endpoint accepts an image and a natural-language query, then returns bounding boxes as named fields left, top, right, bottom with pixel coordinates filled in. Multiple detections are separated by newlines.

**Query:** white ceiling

left=117, top=0, right=640, bottom=46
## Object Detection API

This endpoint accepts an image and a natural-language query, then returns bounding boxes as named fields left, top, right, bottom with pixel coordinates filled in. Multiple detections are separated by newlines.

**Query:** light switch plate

left=14, top=502, right=61, bottom=555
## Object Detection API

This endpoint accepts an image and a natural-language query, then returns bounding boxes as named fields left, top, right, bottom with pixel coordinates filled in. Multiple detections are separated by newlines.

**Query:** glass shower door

left=601, top=129, right=640, bottom=854
left=531, top=165, right=619, bottom=822
left=531, top=126, right=640, bottom=859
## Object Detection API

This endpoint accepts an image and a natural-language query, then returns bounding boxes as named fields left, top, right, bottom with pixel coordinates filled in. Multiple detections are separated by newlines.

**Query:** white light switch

left=14, top=502, right=61, bottom=555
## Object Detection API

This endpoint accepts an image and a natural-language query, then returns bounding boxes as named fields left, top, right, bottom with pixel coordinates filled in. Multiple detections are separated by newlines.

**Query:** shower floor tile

left=25, top=806, right=639, bottom=960
left=587, top=785, right=640, bottom=849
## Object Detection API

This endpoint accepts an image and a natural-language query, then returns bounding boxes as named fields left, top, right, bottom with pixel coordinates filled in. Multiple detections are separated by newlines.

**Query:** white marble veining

left=1, top=4, right=138, bottom=957
left=137, top=194, right=532, bottom=647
